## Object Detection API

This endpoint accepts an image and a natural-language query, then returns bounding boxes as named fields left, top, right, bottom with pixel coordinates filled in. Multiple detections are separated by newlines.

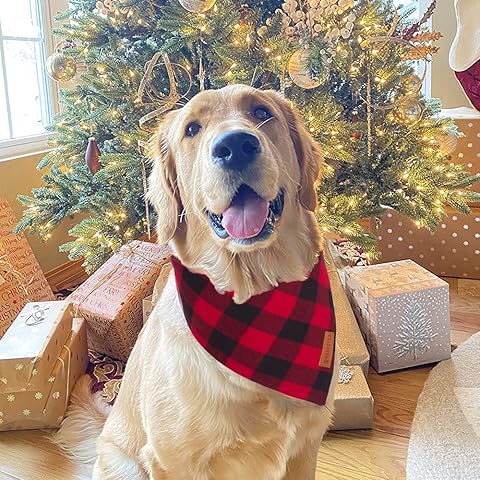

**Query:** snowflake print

left=7, top=394, right=15, bottom=402
left=52, top=391, right=60, bottom=399
left=0, top=377, right=7, bottom=385
left=48, top=376, right=55, bottom=383
left=15, top=363, right=24, bottom=371
left=32, top=369, right=38, bottom=376
left=35, top=392, right=43, bottom=400
left=22, top=409, right=30, bottom=417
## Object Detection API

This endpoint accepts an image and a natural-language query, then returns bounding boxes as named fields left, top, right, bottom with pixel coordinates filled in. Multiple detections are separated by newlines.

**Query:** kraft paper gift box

left=0, top=301, right=72, bottom=394
left=331, top=365, right=374, bottom=431
left=373, top=208, right=480, bottom=280
left=143, top=261, right=172, bottom=324
left=70, top=241, right=170, bottom=361
left=345, top=260, right=451, bottom=373
left=0, top=317, right=88, bottom=431
left=325, top=241, right=370, bottom=376
left=0, top=197, right=55, bottom=338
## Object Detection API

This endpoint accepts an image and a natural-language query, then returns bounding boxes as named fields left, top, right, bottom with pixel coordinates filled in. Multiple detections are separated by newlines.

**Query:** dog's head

left=148, top=85, right=322, bottom=259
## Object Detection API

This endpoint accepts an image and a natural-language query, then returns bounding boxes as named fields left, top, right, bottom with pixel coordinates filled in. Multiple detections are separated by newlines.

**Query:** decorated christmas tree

left=15, top=0, right=480, bottom=272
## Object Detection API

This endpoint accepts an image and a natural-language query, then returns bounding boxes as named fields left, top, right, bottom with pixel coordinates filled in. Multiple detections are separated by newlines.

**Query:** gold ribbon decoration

left=137, top=52, right=192, bottom=132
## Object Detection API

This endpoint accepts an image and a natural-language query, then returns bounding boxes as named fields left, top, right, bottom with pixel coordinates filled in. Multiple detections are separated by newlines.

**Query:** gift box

left=373, top=208, right=480, bottom=280
left=0, top=301, right=73, bottom=394
left=331, top=365, right=374, bottom=431
left=142, top=261, right=171, bottom=324
left=0, top=197, right=55, bottom=338
left=325, top=241, right=370, bottom=376
left=70, top=241, right=171, bottom=361
left=445, top=110, right=480, bottom=206
left=345, top=260, right=451, bottom=373
left=0, top=317, right=88, bottom=431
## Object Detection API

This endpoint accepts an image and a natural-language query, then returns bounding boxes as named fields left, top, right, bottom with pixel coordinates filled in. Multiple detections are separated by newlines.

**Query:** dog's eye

left=185, top=122, right=201, bottom=137
left=253, top=106, right=272, bottom=121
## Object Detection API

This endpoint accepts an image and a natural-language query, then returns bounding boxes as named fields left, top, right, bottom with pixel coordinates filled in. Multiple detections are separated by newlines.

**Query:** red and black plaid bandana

left=171, top=253, right=336, bottom=406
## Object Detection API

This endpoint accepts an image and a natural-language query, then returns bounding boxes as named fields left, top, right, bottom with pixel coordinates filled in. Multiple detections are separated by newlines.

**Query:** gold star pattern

left=0, top=411, right=3, bottom=416
left=48, top=376, right=55, bottom=383
left=52, top=391, right=60, bottom=399
left=32, top=369, right=38, bottom=376
left=22, top=409, right=30, bottom=417
left=35, top=392, right=43, bottom=400
left=0, top=377, right=7, bottom=385
left=7, top=394, right=15, bottom=402
left=15, top=363, right=24, bottom=371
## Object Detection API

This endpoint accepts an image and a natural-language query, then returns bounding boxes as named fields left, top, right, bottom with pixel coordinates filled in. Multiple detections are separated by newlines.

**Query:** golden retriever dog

left=56, top=84, right=337, bottom=479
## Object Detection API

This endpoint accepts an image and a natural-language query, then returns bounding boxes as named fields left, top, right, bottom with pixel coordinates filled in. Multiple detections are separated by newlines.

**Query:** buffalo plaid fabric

left=171, top=253, right=336, bottom=406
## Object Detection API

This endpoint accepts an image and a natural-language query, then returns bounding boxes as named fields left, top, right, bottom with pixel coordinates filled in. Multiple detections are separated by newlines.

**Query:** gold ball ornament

left=288, top=49, right=324, bottom=89
left=402, top=74, right=423, bottom=93
left=394, top=97, right=423, bottom=124
left=177, top=0, right=216, bottom=13
left=46, top=51, right=77, bottom=82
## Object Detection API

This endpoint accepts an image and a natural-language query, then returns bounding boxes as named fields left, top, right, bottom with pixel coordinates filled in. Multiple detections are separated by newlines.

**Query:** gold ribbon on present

left=0, top=252, right=34, bottom=302
left=137, top=52, right=193, bottom=132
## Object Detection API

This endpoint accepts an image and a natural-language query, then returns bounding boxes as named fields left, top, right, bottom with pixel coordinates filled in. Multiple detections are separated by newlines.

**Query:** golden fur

left=55, top=85, right=338, bottom=479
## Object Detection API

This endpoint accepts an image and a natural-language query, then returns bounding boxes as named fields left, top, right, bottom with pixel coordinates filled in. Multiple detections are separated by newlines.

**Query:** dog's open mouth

left=207, top=185, right=285, bottom=243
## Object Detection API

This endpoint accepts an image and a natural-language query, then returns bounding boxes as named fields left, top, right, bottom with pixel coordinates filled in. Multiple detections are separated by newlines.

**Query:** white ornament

left=7, top=394, right=15, bottom=403
left=22, top=409, right=31, bottom=417
left=35, top=392, right=43, bottom=400
left=338, top=365, right=353, bottom=384
left=52, top=391, right=60, bottom=399
left=0, top=377, right=7, bottom=385
left=15, top=363, right=24, bottom=371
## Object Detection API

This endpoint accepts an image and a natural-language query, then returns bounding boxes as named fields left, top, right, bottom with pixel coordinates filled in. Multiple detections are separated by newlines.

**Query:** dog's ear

left=148, top=111, right=181, bottom=245
left=276, top=95, right=322, bottom=211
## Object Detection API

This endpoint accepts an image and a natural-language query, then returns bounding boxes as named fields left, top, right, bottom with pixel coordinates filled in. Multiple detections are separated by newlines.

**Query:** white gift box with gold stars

left=0, top=301, right=72, bottom=394
left=0, top=304, right=88, bottom=431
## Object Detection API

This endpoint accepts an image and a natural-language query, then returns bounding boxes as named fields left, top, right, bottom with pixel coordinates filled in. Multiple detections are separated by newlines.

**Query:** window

left=0, top=0, right=67, bottom=159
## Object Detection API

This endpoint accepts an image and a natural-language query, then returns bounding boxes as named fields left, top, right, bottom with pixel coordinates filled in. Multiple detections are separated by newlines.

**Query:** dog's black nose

left=211, top=131, right=261, bottom=171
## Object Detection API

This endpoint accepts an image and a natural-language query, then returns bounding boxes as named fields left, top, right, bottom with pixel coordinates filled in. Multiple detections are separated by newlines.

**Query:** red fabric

left=455, top=59, right=480, bottom=111
left=171, top=253, right=336, bottom=406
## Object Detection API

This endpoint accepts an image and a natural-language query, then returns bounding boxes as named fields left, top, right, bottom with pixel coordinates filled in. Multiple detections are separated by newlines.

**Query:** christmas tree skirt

left=407, top=331, right=480, bottom=479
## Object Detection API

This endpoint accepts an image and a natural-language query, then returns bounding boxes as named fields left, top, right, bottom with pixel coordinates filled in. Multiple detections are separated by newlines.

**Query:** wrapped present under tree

left=345, top=260, right=451, bottom=373
left=0, top=197, right=55, bottom=338
left=70, top=241, right=170, bottom=361
left=0, top=305, right=88, bottom=431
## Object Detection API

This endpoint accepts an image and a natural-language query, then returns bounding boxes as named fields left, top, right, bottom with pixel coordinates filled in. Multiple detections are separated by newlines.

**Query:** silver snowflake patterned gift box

left=0, top=318, right=88, bottom=431
left=344, top=260, right=451, bottom=373
left=0, top=301, right=73, bottom=394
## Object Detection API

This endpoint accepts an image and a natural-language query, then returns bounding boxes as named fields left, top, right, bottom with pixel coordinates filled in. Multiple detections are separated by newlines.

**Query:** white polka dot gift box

left=374, top=208, right=480, bottom=280
left=344, top=260, right=451, bottom=373
left=0, top=317, right=88, bottom=431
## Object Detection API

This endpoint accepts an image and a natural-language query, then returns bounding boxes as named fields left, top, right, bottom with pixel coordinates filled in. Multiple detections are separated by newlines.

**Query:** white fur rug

left=407, top=332, right=480, bottom=479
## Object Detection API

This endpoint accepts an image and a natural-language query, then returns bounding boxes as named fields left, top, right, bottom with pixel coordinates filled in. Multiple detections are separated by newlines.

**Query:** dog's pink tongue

left=221, top=187, right=269, bottom=239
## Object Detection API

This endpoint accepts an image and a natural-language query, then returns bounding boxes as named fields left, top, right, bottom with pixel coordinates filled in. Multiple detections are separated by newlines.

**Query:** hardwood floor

left=0, top=283, right=478, bottom=480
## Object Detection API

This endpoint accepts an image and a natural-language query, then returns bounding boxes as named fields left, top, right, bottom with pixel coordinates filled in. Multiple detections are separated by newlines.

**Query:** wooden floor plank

left=317, top=430, right=408, bottom=479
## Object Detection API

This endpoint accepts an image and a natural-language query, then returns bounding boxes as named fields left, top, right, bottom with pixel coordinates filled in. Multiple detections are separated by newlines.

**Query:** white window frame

left=0, top=0, right=68, bottom=161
